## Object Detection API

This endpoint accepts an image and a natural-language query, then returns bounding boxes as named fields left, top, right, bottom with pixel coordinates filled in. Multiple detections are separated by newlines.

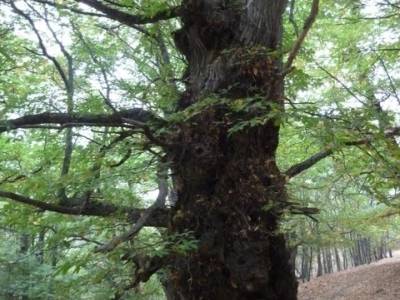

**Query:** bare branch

left=31, top=0, right=169, bottom=38
left=317, top=63, right=366, bottom=104
left=96, top=163, right=169, bottom=253
left=30, top=0, right=106, bottom=17
left=283, top=0, right=320, bottom=74
left=0, top=167, right=43, bottom=185
left=0, top=109, right=156, bottom=133
left=378, top=56, right=400, bottom=105
left=383, top=0, right=400, bottom=10
left=109, top=149, right=132, bottom=168
left=68, top=234, right=103, bottom=246
left=341, top=13, right=399, bottom=21
left=284, top=127, right=400, bottom=179
left=0, top=190, right=87, bottom=215
left=284, top=148, right=333, bottom=179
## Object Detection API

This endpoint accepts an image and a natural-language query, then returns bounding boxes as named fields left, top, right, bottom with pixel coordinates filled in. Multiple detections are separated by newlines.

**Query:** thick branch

left=76, top=0, right=181, bottom=26
left=0, top=190, right=168, bottom=227
left=284, top=0, right=320, bottom=73
left=284, top=127, right=400, bottom=178
left=0, top=109, right=155, bottom=133
left=30, top=0, right=106, bottom=17
left=0, top=190, right=79, bottom=214
left=284, top=149, right=333, bottom=179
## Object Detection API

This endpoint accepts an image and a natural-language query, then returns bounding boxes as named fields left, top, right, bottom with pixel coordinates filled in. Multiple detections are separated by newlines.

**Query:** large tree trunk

left=165, top=0, right=297, bottom=299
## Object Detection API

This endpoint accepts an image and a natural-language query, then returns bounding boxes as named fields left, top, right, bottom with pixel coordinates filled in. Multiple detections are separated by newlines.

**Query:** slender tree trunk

left=334, top=247, right=341, bottom=272
left=36, top=230, right=45, bottom=264
left=20, top=234, right=30, bottom=300
left=378, top=242, right=384, bottom=259
left=307, top=247, right=313, bottom=281
left=373, top=247, right=378, bottom=261
left=349, top=247, right=355, bottom=266
left=317, top=247, right=323, bottom=277
left=322, top=248, right=328, bottom=274
left=289, top=245, right=298, bottom=272
left=300, top=247, right=308, bottom=282
left=387, top=231, right=393, bottom=258
left=367, top=238, right=372, bottom=263
left=352, top=237, right=361, bottom=266
left=382, top=237, right=388, bottom=258
left=342, top=248, right=348, bottom=270
left=359, top=239, right=365, bottom=264
left=326, top=248, right=333, bottom=273
left=164, top=1, right=297, bottom=298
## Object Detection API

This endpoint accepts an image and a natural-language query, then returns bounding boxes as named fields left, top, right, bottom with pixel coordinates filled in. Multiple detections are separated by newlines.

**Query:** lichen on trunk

left=164, top=0, right=297, bottom=299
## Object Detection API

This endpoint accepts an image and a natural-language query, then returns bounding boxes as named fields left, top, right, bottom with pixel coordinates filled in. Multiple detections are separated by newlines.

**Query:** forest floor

left=298, top=251, right=400, bottom=300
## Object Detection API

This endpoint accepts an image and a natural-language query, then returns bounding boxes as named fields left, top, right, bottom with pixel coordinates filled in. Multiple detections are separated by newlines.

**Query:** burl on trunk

left=164, top=0, right=297, bottom=299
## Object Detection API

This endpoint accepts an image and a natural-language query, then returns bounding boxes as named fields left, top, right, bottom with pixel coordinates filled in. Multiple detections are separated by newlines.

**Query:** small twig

left=316, top=63, right=367, bottom=105
left=378, top=56, right=400, bottom=105
left=0, top=166, right=43, bottom=185
left=109, top=149, right=132, bottom=168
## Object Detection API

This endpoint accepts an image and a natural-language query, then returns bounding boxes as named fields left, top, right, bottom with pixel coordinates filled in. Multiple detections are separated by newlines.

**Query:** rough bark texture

left=163, top=0, right=297, bottom=299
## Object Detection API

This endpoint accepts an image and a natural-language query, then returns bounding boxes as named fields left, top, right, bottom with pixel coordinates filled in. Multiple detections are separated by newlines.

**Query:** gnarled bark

left=164, top=1, right=297, bottom=299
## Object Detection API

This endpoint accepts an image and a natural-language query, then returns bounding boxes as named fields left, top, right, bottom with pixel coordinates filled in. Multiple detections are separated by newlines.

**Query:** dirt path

left=298, top=251, right=400, bottom=300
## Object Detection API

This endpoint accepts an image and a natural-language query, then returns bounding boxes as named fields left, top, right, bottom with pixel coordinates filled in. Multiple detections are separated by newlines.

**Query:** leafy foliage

left=0, top=0, right=399, bottom=298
